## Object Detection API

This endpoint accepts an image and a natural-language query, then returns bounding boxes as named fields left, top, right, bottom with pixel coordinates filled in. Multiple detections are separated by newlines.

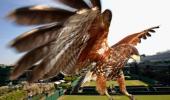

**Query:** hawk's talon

left=105, top=90, right=114, bottom=100
left=108, top=97, right=114, bottom=100
left=129, top=94, right=135, bottom=100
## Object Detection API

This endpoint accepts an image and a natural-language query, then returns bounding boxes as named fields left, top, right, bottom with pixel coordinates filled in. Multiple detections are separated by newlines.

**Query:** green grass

left=83, top=80, right=148, bottom=87
left=59, top=95, right=170, bottom=100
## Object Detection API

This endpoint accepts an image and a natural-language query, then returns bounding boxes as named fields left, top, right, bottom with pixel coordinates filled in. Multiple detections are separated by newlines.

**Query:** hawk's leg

left=117, top=72, right=135, bottom=100
left=96, top=74, right=113, bottom=100
left=105, top=90, right=114, bottom=100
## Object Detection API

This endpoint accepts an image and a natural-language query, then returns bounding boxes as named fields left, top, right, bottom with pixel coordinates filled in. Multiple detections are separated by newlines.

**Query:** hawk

left=7, top=0, right=159, bottom=100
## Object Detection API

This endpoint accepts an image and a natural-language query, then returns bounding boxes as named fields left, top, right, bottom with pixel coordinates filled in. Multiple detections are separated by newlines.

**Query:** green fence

left=45, top=76, right=81, bottom=100
left=45, top=88, right=64, bottom=100
left=70, top=77, right=82, bottom=94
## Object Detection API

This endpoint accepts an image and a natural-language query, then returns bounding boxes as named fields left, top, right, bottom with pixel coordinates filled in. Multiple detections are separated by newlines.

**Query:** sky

left=0, top=0, right=169, bottom=65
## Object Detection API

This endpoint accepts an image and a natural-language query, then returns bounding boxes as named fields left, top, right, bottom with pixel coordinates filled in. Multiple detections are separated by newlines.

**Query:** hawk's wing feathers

left=112, top=26, right=159, bottom=47
left=10, top=10, right=99, bottom=82
left=7, top=5, right=75, bottom=25
left=55, top=0, right=101, bottom=11
left=10, top=42, right=55, bottom=80
left=10, top=23, right=62, bottom=52
left=57, top=0, right=90, bottom=9
left=90, top=0, right=102, bottom=11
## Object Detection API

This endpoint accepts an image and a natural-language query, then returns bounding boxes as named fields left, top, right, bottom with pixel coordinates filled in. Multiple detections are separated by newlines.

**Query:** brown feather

left=42, top=41, right=84, bottom=79
left=10, top=23, right=62, bottom=52
left=7, top=5, right=75, bottom=25
left=146, top=32, right=151, bottom=37
left=142, top=35, right=147, bottom=39
left=10, top=42, right=55, bottom=80
left=148, top=29, right=156, bottom=33
left=42, top=37, right=85, bottom=79
left=90, top=0, right=102, bottom=11
left=29, top=38, right=84, bottom=82
left=57, top=0, right=90, bottom=9
left=112, top=26, right=159, bottom=47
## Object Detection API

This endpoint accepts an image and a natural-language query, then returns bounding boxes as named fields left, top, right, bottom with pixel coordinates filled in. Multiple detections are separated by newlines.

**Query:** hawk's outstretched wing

left=9, top=0, right=102, bottom=82
left=112, top=26, right=159, bottom=48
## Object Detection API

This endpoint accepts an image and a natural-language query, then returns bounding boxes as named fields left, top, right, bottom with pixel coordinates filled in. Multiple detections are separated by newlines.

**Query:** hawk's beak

left=130, top=55, right=141, bottom=63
